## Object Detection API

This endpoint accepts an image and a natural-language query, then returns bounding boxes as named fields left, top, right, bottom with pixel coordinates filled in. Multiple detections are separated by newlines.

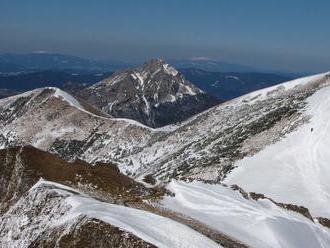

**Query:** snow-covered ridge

left=0, top=88, right=43, bottom=106
left=48, top=87, right=155, bottom=130
left=52, top=87, right=85, bottom=111
left=235, top=71, right=330, bottom=104
left=29, top=180, right=220, bottom=248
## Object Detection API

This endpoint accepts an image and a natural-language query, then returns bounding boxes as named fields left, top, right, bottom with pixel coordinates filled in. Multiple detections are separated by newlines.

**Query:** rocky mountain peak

left=138, top=58, right=178, bottom=76
left=78, top=59, right=220, bottom=127
left=141, top=58, right=166, bottom=68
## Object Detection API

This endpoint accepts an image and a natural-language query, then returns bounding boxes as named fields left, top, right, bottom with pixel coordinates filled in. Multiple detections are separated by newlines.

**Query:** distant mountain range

left=0, top=67, right=294, bottom=102
left=0, top=53, right=298, bottom=104
left=0, top=52, right=298, bottom=75
left=181, top=68, right=293, bottom=100
left=0, top=70, right=113, bottom=91
left=169, top=58, right=259, bottom=73
left=0, top=53, right=132, bottom=73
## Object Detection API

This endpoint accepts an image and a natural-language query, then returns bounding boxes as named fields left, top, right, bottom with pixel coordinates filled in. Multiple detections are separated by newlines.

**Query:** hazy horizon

left=1, top=0, right=330, bottom=73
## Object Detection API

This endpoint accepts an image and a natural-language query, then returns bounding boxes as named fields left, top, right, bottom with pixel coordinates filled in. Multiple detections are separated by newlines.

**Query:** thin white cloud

left=188, top=56, right=213, bottom=61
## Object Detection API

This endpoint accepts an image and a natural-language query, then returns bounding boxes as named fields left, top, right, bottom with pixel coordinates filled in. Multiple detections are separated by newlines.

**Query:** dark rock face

left=317, top=217, right=330, bottom=229
left=78, top=59, right=220, bottom=127
left=0, top=146, right=154, bottom=214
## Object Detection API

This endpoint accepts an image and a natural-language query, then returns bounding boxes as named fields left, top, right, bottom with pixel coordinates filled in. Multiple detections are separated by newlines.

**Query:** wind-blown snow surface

left=162, top=180, right=330, bottom=248
left=1, top=179, right=219, bottom=248
left=225, top=84, right=330, bottom=218
left=65, top=197, right=220, bottom=247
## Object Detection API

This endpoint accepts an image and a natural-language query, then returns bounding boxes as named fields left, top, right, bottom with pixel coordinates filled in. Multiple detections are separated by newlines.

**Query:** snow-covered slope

left=53, top=181, right=220, bottom=248
left=225, top=79, right=330, bottom=218
left=162, top=180, right=330, bottom=248
left=0, top=179, right=220, bottom=248
left=78, top=58, right=219, bottom=127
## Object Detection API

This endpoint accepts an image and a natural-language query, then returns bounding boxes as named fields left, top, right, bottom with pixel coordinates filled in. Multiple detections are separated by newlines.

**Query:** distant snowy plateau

left=1, top=64, right=330, bottom=247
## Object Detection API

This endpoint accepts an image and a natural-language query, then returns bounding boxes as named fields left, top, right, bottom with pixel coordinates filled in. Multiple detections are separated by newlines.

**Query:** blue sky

left=0, top=0, right=330, bottom=72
